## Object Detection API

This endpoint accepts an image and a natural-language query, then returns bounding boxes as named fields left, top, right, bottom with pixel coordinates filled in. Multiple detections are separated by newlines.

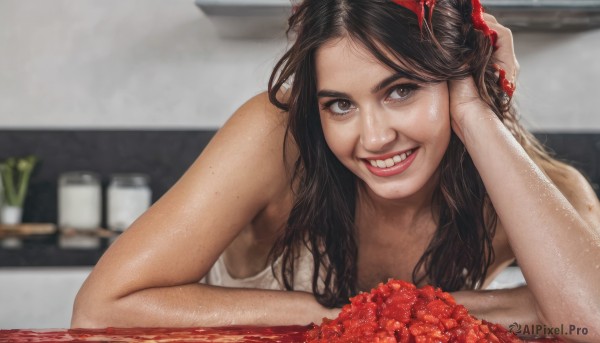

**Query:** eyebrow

left=316, top=72, right=411, bottom=99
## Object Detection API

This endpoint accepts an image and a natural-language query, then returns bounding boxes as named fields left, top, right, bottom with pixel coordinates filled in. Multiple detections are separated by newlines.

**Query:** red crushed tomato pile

left=306, top=279, right=522, bottom=343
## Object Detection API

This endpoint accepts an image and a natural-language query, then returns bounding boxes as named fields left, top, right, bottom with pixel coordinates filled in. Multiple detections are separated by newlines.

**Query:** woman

left=72, top=0, right=600, bottom=339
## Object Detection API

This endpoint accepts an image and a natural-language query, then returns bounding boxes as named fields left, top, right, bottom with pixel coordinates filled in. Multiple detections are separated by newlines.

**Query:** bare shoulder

left=225, top=91, right=288, bottom=131
left=173, top=90, right=297, bottom=234
left=206, top=90, right=297, bottom=188
left=544, top=161, right=600, bottom=229
left=78, top=91, right=296, bottom=301
left=217, top=91, right=293, bottom=155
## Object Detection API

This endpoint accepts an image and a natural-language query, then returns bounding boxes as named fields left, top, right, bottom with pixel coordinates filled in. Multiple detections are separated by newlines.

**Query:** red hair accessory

left=391, top=0, right=496, bottom=49
left=392, top=0, right=514, bottom=97
left=472, top=1, right=515, bottom=97
left=494, top=64, right=516, bottom=98
left=470, top=0, right=498, bottom=49
left=390, top=0, right=436, bottom=30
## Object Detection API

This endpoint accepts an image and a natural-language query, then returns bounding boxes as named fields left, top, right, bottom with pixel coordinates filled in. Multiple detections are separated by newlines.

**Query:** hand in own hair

left=448, top=14, right=519, bottom=142
left=484, top=13, right=520, bottom=85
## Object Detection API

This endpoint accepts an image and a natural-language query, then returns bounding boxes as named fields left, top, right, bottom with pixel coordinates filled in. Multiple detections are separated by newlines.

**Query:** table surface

left=0, top=326, right=563, bottom=343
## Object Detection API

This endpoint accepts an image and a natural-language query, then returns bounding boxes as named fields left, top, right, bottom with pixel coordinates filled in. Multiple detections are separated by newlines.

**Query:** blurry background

left=0, top=0, right=599, bottom=329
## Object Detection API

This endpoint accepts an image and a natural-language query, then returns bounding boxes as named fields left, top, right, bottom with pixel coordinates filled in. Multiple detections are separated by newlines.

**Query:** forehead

left=316, top=37, right=379, bottom=64
left=315, top=37, right=405, bottom=89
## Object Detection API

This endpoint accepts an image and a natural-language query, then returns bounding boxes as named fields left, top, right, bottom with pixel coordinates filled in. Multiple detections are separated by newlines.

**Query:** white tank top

left=201, top=245, right=525, bottom=292
left=202, top=245, right=317, bottom=292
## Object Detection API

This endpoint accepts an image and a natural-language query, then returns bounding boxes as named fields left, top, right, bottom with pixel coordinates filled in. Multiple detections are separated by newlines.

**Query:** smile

left=367, top=149, right=415, bottom=168
left=362, top=147, right=419, bottom=177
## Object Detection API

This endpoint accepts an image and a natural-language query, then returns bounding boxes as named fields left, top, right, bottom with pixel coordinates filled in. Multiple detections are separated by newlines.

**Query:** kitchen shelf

left=195, top=0, right=293, bottom=38
left=0, top=243, right=107, bottom=267
left=195, top=0, right=600, bottom=38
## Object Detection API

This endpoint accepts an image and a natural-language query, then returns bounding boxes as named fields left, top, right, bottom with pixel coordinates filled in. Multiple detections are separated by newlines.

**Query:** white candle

left=58, top=183, right=101, bottom=230
left=107, top=186, right=151, bottom=231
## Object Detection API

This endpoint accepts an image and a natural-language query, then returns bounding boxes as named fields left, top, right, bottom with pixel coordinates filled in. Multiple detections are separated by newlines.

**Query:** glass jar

left=58, top=171, right=102, bottom=231
left=0, top=175, right=4, bottom=215
left=107, top=174, right=151, bottom=232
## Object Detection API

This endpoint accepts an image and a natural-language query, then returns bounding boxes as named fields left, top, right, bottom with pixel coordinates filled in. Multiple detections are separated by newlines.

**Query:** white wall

left=0, top=0, right=287, bottom=129
left=2, top=1, right=600, bottom=131
left=514, top=31, right=600, bottom=132
left=0, top=268, right=92, bottom=329
left=1, top=0, right=599, bottom=131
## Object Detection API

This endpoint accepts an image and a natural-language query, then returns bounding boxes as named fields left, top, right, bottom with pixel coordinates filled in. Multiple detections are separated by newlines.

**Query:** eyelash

left=321, top=83, right=421, bottom=116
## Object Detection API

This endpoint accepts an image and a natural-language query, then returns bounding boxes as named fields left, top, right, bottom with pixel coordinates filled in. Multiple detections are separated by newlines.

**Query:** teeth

left=368, top=149, right=415, bottom=169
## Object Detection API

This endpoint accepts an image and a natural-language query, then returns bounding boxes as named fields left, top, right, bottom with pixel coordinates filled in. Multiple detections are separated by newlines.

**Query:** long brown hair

left=268, top=0, right=565, bottom=308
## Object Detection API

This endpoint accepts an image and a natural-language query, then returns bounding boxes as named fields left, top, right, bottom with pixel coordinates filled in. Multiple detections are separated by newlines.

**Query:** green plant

left=0, top=155, right=38, bottom=207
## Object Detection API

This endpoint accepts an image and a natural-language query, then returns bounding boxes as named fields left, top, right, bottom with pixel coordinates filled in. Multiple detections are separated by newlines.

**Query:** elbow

left=70, top=309, right=103, bottom=329
left=70, top=288, right=114, bottom=329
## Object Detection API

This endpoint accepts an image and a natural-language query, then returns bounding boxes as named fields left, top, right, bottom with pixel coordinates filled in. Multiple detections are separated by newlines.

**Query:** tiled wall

left=1, top=130, right=598, bottom=227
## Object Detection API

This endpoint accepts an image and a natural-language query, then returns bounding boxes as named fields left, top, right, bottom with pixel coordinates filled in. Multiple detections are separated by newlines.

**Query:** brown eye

left=337, top=100, right=351, bottom=111
left=328, top=99, right=355, bottom=115
left=388, top=84, right=419, bottom=101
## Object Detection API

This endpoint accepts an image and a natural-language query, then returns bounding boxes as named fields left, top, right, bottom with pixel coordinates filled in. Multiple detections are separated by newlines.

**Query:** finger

left=483, top=13, right=498, bottom=24
left=487, top=22, right=512, bottom=44
left=487, top=24, right=519, bottom=77
left=482, top=21, right=519, bottom=93
left=481, top=13, right=519, bottom=90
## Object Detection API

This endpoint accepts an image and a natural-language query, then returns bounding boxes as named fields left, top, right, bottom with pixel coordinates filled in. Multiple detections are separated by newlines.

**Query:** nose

left=359, top=110, right=397, bottom=152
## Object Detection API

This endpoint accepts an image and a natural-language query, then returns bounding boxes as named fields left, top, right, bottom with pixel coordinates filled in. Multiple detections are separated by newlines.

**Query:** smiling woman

left=316, top=38, right=451, bottom=200
left=266, top=0, right=545, bottom=306
left=71, top=0, right=600, bottom=341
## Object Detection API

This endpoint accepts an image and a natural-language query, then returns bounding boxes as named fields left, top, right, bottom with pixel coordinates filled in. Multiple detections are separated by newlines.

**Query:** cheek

left=321, top=117, right=358, bottom=167
left=320, top=118, right=356, bottom=160
left=426, top=86, right=450, bottom=125
left=423, top=89, right=451, bottom=140
left=428, top=105, right=451, bottom=139
left=430, top=109, right=452, bottom=158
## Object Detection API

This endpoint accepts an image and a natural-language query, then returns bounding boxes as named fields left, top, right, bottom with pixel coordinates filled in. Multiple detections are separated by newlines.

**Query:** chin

left=363, top=179, right=424, bottom=200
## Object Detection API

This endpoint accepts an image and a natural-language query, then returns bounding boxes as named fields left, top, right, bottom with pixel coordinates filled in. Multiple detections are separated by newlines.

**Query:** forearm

left=452, top=286, right=539, bottom=329
left=72, top=283, right=336, bottom=328
left=453, top=286, right=597, bottom=342
left=459, top=112, right=600, bottom=331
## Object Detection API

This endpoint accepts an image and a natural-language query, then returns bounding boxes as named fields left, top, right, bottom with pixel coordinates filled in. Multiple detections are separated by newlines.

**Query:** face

left=315, top=37, right=451, bottom=201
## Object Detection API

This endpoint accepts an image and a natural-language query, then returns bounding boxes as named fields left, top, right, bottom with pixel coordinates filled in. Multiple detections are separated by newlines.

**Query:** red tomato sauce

left=0, top=325, right=310, bottom=342
left=307, top=279, right=523, bottom=343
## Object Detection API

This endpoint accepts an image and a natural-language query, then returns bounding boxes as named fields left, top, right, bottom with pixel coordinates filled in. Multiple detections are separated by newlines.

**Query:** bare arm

left=449, top=18, right=600, bottom=341
left=452, top=286, right=539, bottom=330
left=448, top=16, right=600, bottom=341
left=449, top=77, right=600, bottom=342
left=71, top=92, right=336, bottom=328
left=452, top=169, right=598, bottom=337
